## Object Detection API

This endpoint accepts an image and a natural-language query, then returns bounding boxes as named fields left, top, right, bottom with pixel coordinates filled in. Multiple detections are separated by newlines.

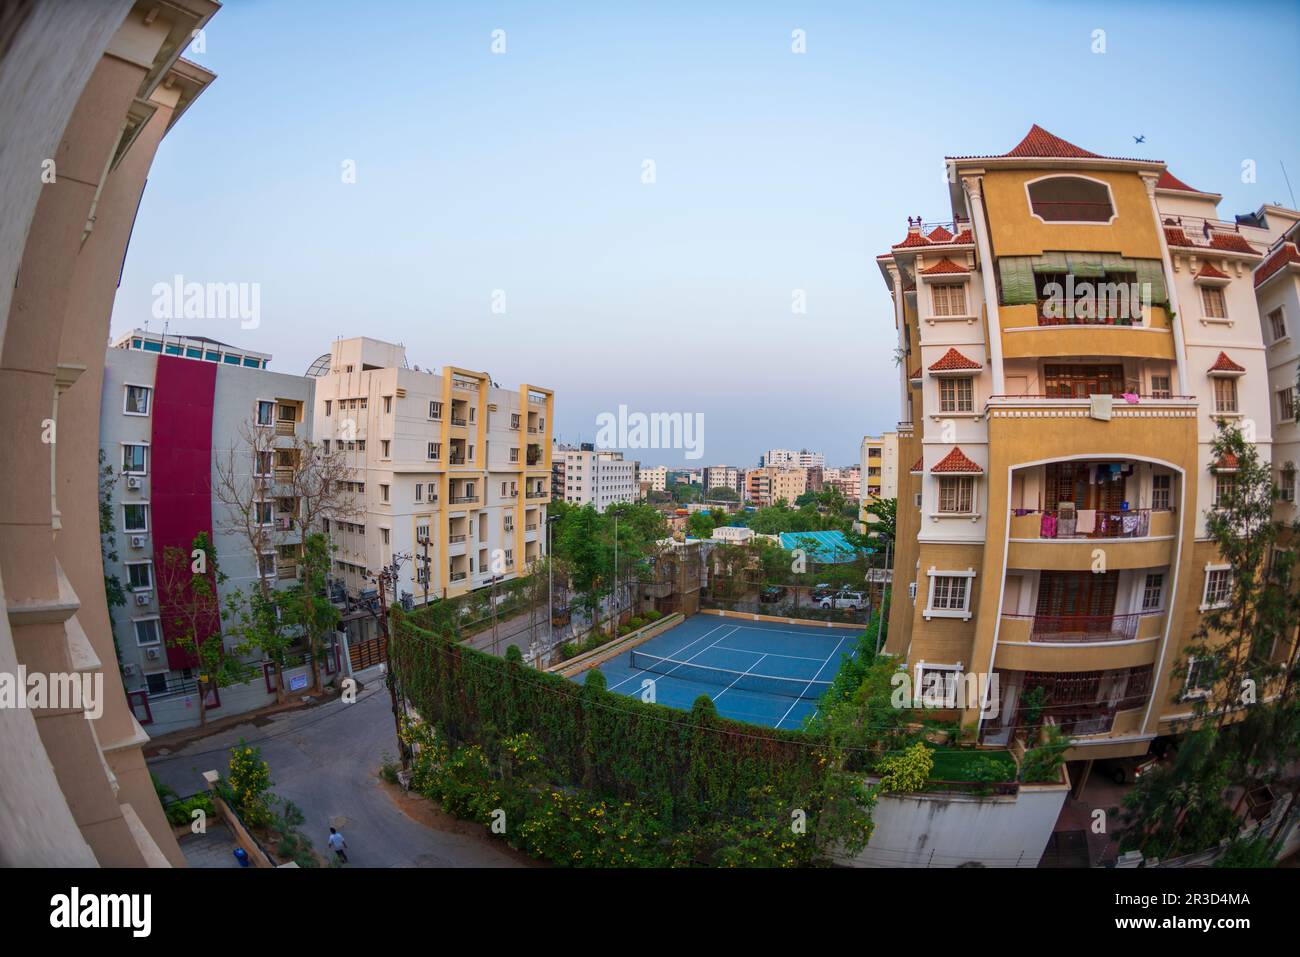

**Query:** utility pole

left=370, top=555, right=410, bottom=770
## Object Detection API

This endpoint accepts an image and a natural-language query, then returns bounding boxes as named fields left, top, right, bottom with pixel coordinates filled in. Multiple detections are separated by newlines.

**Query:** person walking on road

left=328, top=826, right=348, bottom=864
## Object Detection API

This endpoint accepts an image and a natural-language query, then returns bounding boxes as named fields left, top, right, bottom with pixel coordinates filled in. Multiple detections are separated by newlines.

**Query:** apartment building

left=702, top=465, right=743, bottom=496
left=642, top=464, right=669, bottom=492
left=312, top=338, right=553, bottom=604
left=744, top=465, right=808, bottom=506
left=101, top=332, right=312, bottom=699
left=860, top=433, right=900, bottom=503
left=1254, top=221, right=1300, bottom=523
left=824, top=465, right=862, bottom=499
left=561, top=447, right=637, bottom=512
left=878, top=125, right=1299, bottom=762
left=765, top=448, right=825, bottom=469
left=0, top=0, right=219, bottom=867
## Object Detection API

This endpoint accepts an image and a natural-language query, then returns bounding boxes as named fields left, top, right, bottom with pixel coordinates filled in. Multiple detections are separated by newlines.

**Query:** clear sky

left=112, top=0, right=1300, bottom=467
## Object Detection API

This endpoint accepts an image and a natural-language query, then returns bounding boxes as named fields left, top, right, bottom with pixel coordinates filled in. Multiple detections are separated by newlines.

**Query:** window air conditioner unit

left=144, top=647, right=161, bottom=661
left=135, top=592, right=151, bottom=606
left=130, top=535, right=146, bottom=548
left=126, top=476, right=142, bottom=490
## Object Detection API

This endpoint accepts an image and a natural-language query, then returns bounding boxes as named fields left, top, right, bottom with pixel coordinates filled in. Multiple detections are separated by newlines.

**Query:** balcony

left=1011, top=507, right=1169, bottom=540
left=1011, top=612, right=1141, bottom=643
left=450, top=416, right=468, bottom=427
left=1161, top=215, right=1262, bottom=256
left=1034, top=299, right=1149, bottom=328
left=275, top=419, right=297, bottom=436
left=449, top=494, right=477, bottom=504
left=526, top=487, right=548, bottom=500
left=449, top=571, right=467, bottom=583
left=448, top=534, right=467, bottom=544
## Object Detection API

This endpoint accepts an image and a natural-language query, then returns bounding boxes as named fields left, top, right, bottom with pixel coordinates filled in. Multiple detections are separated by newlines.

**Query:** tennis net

left=629, top=650, right=831, bottom=701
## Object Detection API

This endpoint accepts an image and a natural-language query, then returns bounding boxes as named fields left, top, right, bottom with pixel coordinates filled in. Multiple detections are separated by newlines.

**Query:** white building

left=311, top=337, right=553, bottom=604
left=702, top=465, right=743, bottom=496
left=562, top=448, right=637, bottom=512
left=765, top=448, right=825, bottom=469
left=642, top=464, right=669, bottom=492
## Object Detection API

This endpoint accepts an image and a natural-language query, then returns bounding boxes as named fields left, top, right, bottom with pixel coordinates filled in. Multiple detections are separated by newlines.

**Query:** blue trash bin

left=233, top=847, right=250, bottom=867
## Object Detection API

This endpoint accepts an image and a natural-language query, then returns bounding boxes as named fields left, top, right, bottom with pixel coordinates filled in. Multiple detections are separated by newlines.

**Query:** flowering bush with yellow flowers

left=225, top=738, right=273, bottom=829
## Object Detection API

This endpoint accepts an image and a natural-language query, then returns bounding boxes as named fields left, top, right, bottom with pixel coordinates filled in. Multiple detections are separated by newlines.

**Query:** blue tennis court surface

left=581, top=615, right=864, bottom=730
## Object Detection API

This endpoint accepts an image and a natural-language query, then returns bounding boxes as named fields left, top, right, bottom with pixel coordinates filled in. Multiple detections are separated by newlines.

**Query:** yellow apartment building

left=880, top=126, right=1300, bottom=763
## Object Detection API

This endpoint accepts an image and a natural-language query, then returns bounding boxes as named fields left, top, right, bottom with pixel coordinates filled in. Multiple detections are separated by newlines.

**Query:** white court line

left=728, top=624, right=861, bottom=640
left=712, top=653, right=769, bottom=703
left=774, top=635, right=849, bottom=729
left=719, top=645, right=825, bottom=662
left=604, top=623, right=739, bottom=693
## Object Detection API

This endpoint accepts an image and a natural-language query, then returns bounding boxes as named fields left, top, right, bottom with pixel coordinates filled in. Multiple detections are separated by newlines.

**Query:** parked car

left=820, top=591, right=868, bottom=610
left=759, top=586, right=785, bottom=603
left=811, top=583, right=834, bottom=601
left=1097, top=754, right=1158, bottom=785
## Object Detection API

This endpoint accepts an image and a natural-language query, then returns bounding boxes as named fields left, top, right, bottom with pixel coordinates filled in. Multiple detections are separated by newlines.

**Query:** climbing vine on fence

left=390, top=605, right=876, bottom=865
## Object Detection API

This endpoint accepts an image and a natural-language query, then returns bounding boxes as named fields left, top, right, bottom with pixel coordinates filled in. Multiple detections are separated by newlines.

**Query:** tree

left=277, top=532, right=340, bottom=694
left=1123, top=421, right=1300, bottom=858
left=862, top=497, right=897, bottom=544
left=98, top=450, right=127, bottom=670
left=156, top=533, right=251, bottom=726
left=213, top=420, right=358, bottom=699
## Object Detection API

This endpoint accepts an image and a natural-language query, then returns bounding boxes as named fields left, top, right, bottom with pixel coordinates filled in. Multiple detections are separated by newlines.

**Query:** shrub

left=165, top=794, right=215, bottom=828
left=227, top=738, right=273, bottom=829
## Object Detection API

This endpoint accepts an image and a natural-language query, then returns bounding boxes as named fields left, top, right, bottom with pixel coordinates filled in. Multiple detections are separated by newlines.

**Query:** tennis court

left=583, top=615, right=863, bottom=730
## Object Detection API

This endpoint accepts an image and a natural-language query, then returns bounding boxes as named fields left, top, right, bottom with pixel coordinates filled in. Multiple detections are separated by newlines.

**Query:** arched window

left=1026, top=176, right=1116, bottom=223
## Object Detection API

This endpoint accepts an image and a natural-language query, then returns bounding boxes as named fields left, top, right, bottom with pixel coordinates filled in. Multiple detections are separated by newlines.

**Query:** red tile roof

left=1208, top=352, right=1245, bottom=374
left=1156, top=170, right=1198, bottom=192
left=931, top=447, right=983, bottom=474
left=892, top=224, right=974, bottom=249
left=1214, top=453, right=1240, bottom=471
left=1196, top=261, right=1230, bottom=280
left=921, top=257, right=970, bottom=275
left=946, top=124, right=1156, bottom=163
left=926, top=225, right=954, bottom=242
left=893, top=232, right=932, bottom=248
left=910, top=456, right=924, bottom=473
left=908, top=367, right=922, bottom=380
left=1164, top=226, right=1193, bottom=247
left=928, top=347, right=981, bottom=371
left=1255, top=242, right=1300, bottom=287
left=951, top=229, right=974, bottom=244
left=1209, top=232, right=1258, bottom=255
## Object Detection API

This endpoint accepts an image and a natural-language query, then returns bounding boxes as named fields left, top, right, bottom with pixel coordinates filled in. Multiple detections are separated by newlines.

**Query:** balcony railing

left=448, top=534, right=467, bottom=544
left=989, top=393, right=1195, bottom=404
left=525, top=523, right=538, bottom=531
left=1017, top=507, right=1160, bottom=539
left=449, top=495, right=477, bottom=504
left=448, top=455, right=465, bottom=465
left=449, top=571, right=467, bottom=582
left=275, top=420, right=296, bottom=436
left=526, top=488, right=548, bottom=499
left=1007, top=612, right=1143, bottom=643
left=1036, top=299, right=1146, bottom=326
left=450, top=416, right=467, bottom=427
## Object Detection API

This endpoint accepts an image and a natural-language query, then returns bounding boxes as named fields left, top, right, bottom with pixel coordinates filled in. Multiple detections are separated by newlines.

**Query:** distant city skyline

left=111, top=0, right=1300, bottom=466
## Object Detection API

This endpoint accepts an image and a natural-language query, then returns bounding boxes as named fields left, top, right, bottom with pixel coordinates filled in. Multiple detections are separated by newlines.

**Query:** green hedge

left=390, top=607, right=844, bottom=863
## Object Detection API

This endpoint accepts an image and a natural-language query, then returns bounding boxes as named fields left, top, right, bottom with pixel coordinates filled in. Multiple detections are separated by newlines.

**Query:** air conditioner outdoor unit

left=144, top=647, right=161, bottom=661
left=122, top=663, right=136, bottom=676
left=135, top=592, right=151, bottom=606
left=130, top=535, right=146, bottom=548
left=126, top=476, right=141, bottom=490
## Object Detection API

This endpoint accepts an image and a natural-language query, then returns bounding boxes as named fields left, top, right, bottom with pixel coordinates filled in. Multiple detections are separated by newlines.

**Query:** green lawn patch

left=928, top=748, right=1016, bottom=783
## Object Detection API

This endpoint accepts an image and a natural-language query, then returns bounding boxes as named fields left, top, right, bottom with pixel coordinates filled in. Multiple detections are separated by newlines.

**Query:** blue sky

left=113, top=0, right=1300, bottom=467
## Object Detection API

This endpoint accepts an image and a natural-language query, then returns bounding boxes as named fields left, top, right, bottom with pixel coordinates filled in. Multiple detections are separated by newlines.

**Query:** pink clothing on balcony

left=1040, top=512, right=1057, bottom=538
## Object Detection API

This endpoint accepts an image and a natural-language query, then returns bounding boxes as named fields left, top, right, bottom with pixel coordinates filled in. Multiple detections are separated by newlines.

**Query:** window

left=325, top=400, right=332, bottom=416
left=931, top=283, right=967, bottom=317
left=1278, top=387, right=1296, bottom=422
left=382, top=527, right=391, bottom=545
left=1044, top=363, right=1125, bottom=398
left=381, top=440, right=390, bottom=458
left=931, top=575, right=969, bottom=611
left=1269, top=307, right=1287, bottom=342
left=1151, top=474, right=1171, bottom=510
left=255, top=450, right=273, bottom=476
left=1214, top=472, right=1236, bottom=507
left=124, top=385, right=151, bottom=415
left=511, top=413, right=520, bottom=429
left=1213, top=377, right=1238, bottom=414
left=384, top=396, right=392, bottom=413
left=123, top=504, right=148, bottom=533
left=1201, top=286, right=1227, bottom=320
left=1281, top=465, right=1296, bottom=503
left=1150, top=375, right=1171, bottom=399
left=939, top=377, right=974, bottom=413
left=258, top=553, right=276, bottom=578
left=1202, top=567, right=1232, bottom=609
left=255, top=501, right=272, bottom=525
left=415, top=483, right=423, bottom=502
left=428, top=442, right=440, bottom=461
left=1026, top=175, right=1115, bottom=223
left=415, top=522, right=429, bottom=543
left=122, top=444, right=148, bottom=474
left=356, top=440, right=366, bottom=452
left=380, top=484, right=390, bottom=503
left=509, top=447, right=520, bottom=462
left=429, top=401, right=442, bottom=419
left=256, top=400, right=274, bottom=425
left=126, top=562, right=152, bottom=591
left=1141, top=573, right=1164, bottom=611
left=133, top=618, right=161, bottom=647
left=937, top=476, right=974, bottom=513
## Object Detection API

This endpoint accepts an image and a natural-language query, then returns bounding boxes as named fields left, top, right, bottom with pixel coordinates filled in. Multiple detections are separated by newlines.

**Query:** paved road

left=147, top=668, right=523, bottom=868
